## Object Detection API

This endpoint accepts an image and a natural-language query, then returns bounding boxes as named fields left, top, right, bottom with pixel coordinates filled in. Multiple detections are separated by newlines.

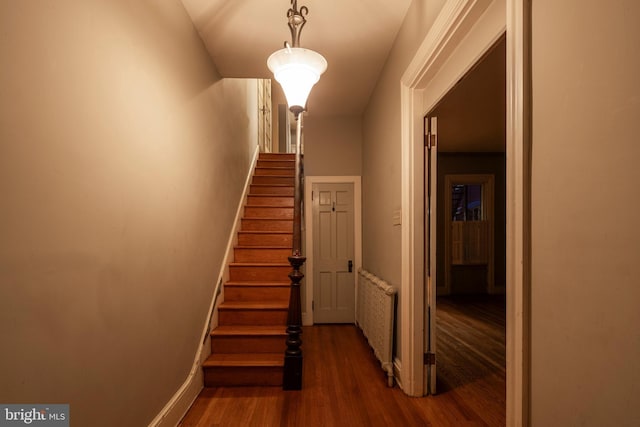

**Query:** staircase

left=203, top=152, right=295, bottom=387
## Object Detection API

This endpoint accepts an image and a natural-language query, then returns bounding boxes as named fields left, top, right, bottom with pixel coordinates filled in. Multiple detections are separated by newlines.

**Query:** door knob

left=348, top=260, right=353, bottom=272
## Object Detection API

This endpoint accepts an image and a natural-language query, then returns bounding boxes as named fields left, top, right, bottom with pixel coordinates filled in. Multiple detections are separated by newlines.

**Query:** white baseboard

left=148, top=369, right=203, bottom=427
left=393, top=357, right=403, bottom=390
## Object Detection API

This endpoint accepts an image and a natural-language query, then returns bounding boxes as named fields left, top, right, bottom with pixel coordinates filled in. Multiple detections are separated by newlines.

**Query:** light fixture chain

left=287, top=0, right=308, bottom=47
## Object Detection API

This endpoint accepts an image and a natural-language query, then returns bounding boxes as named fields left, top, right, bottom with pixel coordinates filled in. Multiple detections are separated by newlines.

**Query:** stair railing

left=283, top=111, right=305, bottom=390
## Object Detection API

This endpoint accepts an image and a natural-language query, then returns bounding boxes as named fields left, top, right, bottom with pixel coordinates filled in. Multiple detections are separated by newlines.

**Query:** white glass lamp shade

left=267, top=47, right=327, bottom=111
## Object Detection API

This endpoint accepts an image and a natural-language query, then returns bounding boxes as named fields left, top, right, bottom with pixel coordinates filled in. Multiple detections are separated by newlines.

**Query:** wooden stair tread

left=257, top=161, right=294, bottom=164
left=245, top=204, right=293, bottom=208
left=250, top=184, right=294, bottom=187
left=234, top=245, right=291, bottom=250
left=204, top=353, right=284, bottom=367
left=238, top=231, right=293, bottom=234
left=259, top=153, right=294, bottom=158
left=225, top=281, right=290, bottom=287
left=211, top=325, right=286, bottom=336
left=242, top=217, right=293, bottom=220
left=248, top=194, right=294, bottom=197
left=229, top=262, right=290, bottom=267
left=219, top=301, right=289, bottom=310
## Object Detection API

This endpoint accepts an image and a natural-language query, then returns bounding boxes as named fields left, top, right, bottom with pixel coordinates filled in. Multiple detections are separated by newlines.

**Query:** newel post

left=283, top=110, right=305, bottom=390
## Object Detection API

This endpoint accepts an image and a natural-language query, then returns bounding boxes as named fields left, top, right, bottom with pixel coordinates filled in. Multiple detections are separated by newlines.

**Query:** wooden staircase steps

left=244, top=206, right=293, bottom=219
left=241, top=218, right=293, bottom=232
left=254, top=167, right=295, bottom=176
left=233, top=247, right=292, bottom=263
left=203, top=353, right=284, bottom=387
left=228, top=263, right=290, bottom=282
left=223, top=281, right=290, bottom=302
left=257, top=159, right=295, bottom=168
left=217, top=302, right=289, bottom=325
left=210, top=326, right=287, bottom=353
left=249, top=184, right=294, bottom=196
left=237, top=231, right=293, bottom=247
left=203, top=152, right=294, bottom=388
left=246, top=195, right=294, bottom=206
left=252, top=175, right=295, bottom=186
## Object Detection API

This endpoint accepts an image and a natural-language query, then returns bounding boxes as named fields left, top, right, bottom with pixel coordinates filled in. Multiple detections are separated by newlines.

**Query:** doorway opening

left=424, top=33, right=506, bottom=416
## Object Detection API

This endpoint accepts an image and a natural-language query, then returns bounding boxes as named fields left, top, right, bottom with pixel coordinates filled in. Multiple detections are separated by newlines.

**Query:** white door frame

left=399, top=0, right=528, bottom=425
left=304, top=176, right=362, bottom=326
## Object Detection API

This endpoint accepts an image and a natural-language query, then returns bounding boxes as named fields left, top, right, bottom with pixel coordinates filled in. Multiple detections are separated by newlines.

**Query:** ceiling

left=180, top=0, right=412, bottom=117
left=180, top=1, right=505, bottom=152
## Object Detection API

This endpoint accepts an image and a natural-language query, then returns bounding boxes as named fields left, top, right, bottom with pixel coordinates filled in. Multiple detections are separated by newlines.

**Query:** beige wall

left=270, top=81, right=362, bottom=176
left=362, top=0, right=446, bottom=372
left=363, top=0, right=447, bottom=283
left=304, top=115, right=362, bottom=176
left=0, top=1, right=257, bottom=426
left=531, top=1, right=640, bottom=425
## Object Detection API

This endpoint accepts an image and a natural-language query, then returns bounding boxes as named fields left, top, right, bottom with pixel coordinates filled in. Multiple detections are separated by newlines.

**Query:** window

left=451, top=184, right=482, bottom=221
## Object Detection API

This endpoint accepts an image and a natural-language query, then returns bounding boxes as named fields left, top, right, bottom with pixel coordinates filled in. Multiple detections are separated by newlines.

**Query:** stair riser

left=249, top=185, right=294, bottom=196
left=229, top=265, right=291, bottom=282
left=204, top=366, right=282, bottom=387
left=234, top=248, right=292, bottom=263
left=257, top=160, right=295, bottom=168
left=259, top=153, right=295, bottom=161
left=224, top=286, right=290, bottom=302
left=252, top=176, right=295, bottom=186
left=254, top=168, right=295, bottom=177
left=244, top=206, right=293, bottom=219
left=218, top=309, right=288, bottom=325
left=238, top=233, right=293, bottom=247
left=246, top=196, right=293, bottom=207
left=241, top=219, right=293, bottom=232
left=211, top=336, right=286, bottom=354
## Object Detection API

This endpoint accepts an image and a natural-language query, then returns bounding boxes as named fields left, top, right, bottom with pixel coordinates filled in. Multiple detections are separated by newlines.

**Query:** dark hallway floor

left=436, top=294, right=506, bottom=395
left=180, top=299, right=506, bottom=427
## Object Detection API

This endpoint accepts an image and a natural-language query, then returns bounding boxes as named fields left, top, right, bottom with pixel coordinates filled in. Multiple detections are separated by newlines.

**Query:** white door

left=425, top=116, right=438, bottom=394
left=312, top=183, right=355, bottom=323
left=257, top=79, right=272, bottom=153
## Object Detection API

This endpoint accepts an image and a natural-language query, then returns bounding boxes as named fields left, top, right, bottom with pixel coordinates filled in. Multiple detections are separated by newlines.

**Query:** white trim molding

left=399, top=0, right=528, bottom=421
left=399, top=0, right=495, bottom=398
left=304, top=176, right=362, bottom=326
left=506, top=0, right=530, bottom=425
left=399, top=3, right=527, bottom=425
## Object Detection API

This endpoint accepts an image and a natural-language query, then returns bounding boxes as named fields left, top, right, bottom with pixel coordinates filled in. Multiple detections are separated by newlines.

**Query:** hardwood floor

left=436, top=294, right=506, bottom=424
left=181, top=298, right=505, bottom=427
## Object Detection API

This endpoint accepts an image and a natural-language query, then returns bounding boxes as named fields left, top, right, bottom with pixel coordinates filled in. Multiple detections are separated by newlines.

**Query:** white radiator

left=356, top=268, right=397, bottom=387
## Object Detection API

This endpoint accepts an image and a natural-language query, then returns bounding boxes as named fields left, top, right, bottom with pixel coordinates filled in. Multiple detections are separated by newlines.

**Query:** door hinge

left=424, top=352, right=436, bottom=365
left=426, top=133, right=437, bottom=149
left=312, top=300, right=314, bottom=311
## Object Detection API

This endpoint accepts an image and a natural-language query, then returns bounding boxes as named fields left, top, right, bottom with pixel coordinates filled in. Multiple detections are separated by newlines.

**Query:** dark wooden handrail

left=283, top=111, right=305, bottom=390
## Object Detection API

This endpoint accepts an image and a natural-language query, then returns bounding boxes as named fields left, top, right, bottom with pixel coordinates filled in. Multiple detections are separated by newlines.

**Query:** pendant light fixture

left=267, top=1, right=327, bottom=117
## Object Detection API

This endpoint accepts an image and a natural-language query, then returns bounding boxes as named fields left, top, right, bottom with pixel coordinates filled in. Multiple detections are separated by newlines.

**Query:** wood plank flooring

left=180, top=296, right=505, bottom=427
left=436, top=294, right=506, bottom=426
